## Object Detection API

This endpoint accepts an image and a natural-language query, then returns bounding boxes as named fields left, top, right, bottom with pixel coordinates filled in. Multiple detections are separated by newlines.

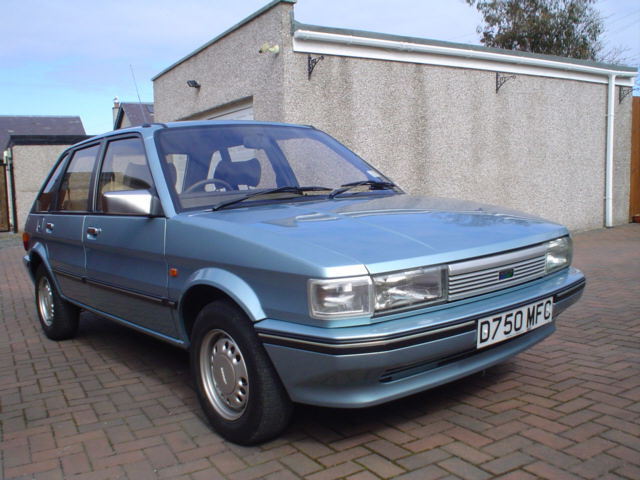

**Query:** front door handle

left=86, top=227, right=102, bottom=236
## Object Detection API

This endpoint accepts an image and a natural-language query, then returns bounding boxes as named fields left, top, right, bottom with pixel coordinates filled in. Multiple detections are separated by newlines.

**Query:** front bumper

left=257, top=267, right=585, bottom=408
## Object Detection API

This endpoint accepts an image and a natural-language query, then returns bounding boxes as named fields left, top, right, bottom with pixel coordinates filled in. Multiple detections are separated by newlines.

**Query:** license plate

left=477, top=297, right=553, bottom=349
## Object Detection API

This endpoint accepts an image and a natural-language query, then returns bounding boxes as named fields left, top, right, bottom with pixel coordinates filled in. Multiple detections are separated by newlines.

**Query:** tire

left=190, top=301, right=292, bottom=445
left=35, top=265, right=80, bottom=340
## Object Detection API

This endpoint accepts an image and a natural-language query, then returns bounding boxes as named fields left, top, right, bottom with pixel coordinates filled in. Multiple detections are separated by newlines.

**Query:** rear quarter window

left=34, top=153, right=68, bottom=212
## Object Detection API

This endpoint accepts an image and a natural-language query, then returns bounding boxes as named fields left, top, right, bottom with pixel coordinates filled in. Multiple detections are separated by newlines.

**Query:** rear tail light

left=22, top=232, right=30, bottom=251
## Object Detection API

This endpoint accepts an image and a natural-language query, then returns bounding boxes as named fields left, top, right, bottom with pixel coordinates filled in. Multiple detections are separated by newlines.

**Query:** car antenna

left=129, top=64, right=146, bottom=120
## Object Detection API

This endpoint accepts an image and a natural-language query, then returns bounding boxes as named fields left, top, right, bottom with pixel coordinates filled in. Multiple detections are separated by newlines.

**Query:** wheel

left=190, top=301, right=292, bottom=445
left=35, top=265, right=79, bottom=340
left=184, top=178, right=233, bottom=193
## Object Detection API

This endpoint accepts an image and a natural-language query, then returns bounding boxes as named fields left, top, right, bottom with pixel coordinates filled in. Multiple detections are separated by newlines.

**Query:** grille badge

left=498, top=268, right=515, bottom=280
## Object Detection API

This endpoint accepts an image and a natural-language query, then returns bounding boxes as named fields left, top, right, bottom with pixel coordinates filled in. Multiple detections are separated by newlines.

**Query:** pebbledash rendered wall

left=153, top=0, right=636, bottom=231
left=281, top=52, right=632, bottom=231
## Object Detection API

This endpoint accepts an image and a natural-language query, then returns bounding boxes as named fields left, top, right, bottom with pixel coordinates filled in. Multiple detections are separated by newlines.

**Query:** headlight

left=308, top=276, right=373, bottom=319
left=309, top=266, right=446, bottom=319
left=545, top=236, right=572, bottom=273
left=373, top=266, right=446, bottom=312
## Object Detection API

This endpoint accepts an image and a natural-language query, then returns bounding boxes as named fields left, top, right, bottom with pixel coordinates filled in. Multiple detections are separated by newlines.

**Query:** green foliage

left=466, top=0, right=604, bottom=60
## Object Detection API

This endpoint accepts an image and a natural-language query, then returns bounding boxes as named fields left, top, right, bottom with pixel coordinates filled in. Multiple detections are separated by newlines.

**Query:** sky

left=1, top=0, right=638, bottom=135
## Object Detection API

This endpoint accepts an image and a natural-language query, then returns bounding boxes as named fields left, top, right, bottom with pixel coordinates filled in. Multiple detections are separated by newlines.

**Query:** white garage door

left=208, top=104, right=254, bottom=121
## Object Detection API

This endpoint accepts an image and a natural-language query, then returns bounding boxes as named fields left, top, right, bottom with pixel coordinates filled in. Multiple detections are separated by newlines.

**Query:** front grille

left=448, top=244, right=547, bottom=301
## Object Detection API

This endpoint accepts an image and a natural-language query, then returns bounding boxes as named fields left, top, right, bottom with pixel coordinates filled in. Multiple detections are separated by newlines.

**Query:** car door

left=83, top=136, right=177, bottom=338
left=40, top=144, right=101, bottom=305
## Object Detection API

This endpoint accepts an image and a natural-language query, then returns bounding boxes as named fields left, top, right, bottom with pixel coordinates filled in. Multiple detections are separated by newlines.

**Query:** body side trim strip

left=52, top=268, right=177, bottom=308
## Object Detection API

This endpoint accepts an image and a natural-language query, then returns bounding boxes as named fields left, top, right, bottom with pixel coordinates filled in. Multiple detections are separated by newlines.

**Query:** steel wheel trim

left=37, top=276, right=55, bottom=327
left=199, top=329, right=249, bottom=421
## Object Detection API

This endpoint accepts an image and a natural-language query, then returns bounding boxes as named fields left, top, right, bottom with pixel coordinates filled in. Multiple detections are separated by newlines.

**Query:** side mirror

left=102, top=190, right=164, bottom=217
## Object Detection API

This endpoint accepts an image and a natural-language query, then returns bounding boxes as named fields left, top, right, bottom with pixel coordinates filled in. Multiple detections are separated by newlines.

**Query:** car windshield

left=154, top=124, right=394, bottom=211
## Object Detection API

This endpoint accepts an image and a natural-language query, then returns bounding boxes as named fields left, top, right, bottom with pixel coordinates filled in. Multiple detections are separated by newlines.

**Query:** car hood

left=184, top=194, right=567, bottom=274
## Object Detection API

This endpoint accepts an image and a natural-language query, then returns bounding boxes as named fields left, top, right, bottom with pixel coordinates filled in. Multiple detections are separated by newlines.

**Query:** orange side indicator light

left=169, top=268, right=179, bottom=277
left=22, top=232, right=30, bottom=251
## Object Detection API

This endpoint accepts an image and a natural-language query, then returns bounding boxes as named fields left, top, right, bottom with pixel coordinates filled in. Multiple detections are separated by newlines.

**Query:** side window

left=35, top=153, right=68, bottom=212
left=56, top=145, right=100, bottom=212
left=98, top=137, right=153, bottom=210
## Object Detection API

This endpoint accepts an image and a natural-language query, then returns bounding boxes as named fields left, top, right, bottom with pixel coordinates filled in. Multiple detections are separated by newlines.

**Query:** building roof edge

left=293, top=21, right=638, bottom=73
left=152, top=0, right=296, bottom=81
left=6, top=134, right=91, bottom=148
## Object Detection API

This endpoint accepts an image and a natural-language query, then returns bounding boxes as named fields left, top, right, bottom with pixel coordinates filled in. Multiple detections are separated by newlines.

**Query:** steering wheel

left=184, top=178, right=233, bottom=193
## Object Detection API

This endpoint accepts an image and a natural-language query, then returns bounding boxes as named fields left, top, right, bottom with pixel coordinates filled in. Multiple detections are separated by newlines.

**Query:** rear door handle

left=86, top=227, right=102, bottom=236
left=45, top=222, right=54, bottom=232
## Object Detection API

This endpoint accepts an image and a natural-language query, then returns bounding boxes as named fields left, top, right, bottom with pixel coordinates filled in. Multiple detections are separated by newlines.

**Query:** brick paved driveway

left=1, top=225, right=638, bottom=480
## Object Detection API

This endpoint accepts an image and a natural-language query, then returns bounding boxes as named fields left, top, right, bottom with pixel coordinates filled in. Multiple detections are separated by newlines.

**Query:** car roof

left=70, top=120, right=314, bottom=150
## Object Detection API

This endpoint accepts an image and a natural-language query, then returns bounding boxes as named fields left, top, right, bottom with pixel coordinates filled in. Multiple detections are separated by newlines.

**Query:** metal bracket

left=619, top=86, right=632, bottom=104
left=496, top=72, right=516, bottom=93
left=308, top=54, right=324, bottom=80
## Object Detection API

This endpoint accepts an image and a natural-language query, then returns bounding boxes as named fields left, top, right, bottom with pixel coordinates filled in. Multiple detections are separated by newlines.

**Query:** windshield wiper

left=328, top=180, right=398, bottom=199
left=211, top=186, right=331, bottom=211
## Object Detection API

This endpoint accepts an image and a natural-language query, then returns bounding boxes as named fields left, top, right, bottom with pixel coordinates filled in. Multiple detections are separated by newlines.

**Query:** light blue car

left=22, top=121, right=585, bottom=444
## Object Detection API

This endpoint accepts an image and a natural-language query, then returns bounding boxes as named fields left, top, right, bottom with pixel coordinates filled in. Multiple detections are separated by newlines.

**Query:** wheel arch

left=28, top=242, right=50, bottom=281
left=27, top=243, right=80, bottom=309
left=178, top=268, right=266, bottom=343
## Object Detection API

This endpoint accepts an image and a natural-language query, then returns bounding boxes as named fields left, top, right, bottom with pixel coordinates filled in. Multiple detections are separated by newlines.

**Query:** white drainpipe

left=605, top=74, right=616, bottom=228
